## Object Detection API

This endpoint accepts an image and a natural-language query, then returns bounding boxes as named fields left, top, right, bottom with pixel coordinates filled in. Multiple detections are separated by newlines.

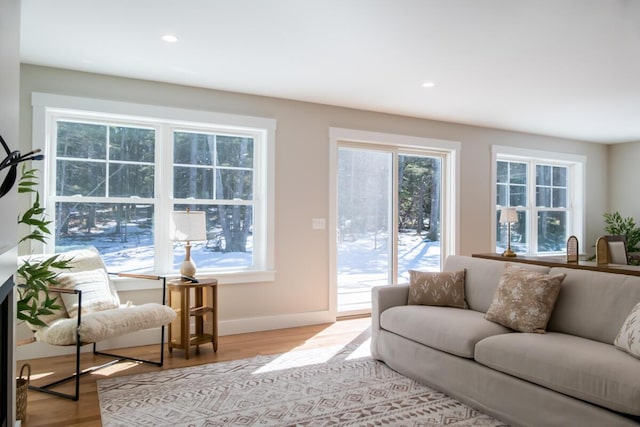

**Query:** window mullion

left=391, top=150, right=399, bottom=284
left=157, top=124, right=172, bottom=274
left=529, top=160, right=537, bottom=255
left=105, top=126, right=110, bottom=198
left=213, top=134, right=218, bottom=201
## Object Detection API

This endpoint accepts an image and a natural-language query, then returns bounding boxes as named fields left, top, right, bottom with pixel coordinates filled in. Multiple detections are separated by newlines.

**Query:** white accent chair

left=17, top=247, right=176, bottom=401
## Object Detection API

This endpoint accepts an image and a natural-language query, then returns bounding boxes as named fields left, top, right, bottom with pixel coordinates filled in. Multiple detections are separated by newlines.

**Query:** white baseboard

left=219, top=310, right=335, bottom=336
left=16, top=310, right=335, bottom=360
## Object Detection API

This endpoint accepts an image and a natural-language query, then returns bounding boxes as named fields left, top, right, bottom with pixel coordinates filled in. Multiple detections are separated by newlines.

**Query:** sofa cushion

left=408, top=269, right=467, bottom=308
left=547, top=267, right=640, bottom=344
left=380, top=305, right=512, bottom=358
left=485, top=264, right=565, bottom=333
left=615, top=301, right=640, bottom=359
left=475, top=332, right=640, bottom=415
left=443, top=255, right=550, bottom=313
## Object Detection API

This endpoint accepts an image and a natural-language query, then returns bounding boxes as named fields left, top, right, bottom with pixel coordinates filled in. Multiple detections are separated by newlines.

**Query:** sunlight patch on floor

left=90, top=361, right=141, bottom=377
left=252, top=345, right=344, bottom=373
left=252, top=322, right=371, bottom=374
left=345, top=337, right=371, bottom=360
left=30, top=371, right=54, bottom=381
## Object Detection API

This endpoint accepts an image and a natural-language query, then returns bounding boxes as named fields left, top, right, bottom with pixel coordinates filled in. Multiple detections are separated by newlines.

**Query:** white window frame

left=329, top=127, right=460, bottom=316
left=491, top=145, right=585, bottom=256
left=31, top=93, right=276, bottom=284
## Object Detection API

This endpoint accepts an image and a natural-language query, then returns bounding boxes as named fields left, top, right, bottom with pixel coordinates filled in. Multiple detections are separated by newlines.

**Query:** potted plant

left=602, top=212, right=640, bottom=254
left=15, top=165, right=71, bottom=327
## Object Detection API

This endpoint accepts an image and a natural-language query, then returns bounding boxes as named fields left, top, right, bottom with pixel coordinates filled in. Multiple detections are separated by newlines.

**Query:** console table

left=167, top=277, right=218, bottom=359
left=472, top=253, right=640, bottom=277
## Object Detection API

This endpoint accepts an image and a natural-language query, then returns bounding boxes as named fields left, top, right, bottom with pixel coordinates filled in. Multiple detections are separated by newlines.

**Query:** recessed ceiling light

left=422, top=82, right=436, bottom=88
left=162, top=34, right=178, bottom=43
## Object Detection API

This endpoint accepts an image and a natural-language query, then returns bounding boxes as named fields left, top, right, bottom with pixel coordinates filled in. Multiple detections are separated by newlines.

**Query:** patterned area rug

left=99, top=343, right=506, bottom=426
left=98, top=355, right=505, bottom=427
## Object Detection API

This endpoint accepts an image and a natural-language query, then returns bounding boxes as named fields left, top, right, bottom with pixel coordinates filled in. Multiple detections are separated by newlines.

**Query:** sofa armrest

left=371, top=284, right=409, bottom=359
left=372, top=284, right=409, bottom=321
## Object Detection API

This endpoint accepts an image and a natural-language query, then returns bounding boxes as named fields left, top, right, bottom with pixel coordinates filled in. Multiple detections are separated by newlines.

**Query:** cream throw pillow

left=57, top=269, right=119, bottom=317
left=614, top=302, right=640, bottom=358
left=485, top=264, right=565, bottom=333
left=408, top=270, right=467, bottom=309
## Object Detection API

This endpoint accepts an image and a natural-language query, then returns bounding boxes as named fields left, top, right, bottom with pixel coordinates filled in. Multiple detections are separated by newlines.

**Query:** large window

left=33, top=93, right=275, bottom=280
left=493, top=146, right=584, bottom=256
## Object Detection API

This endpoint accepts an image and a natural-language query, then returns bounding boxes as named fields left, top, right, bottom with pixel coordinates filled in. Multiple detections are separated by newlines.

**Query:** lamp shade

left=170, top=211, right=207, bottom=242
left=499, top=207, right=518, bottom=224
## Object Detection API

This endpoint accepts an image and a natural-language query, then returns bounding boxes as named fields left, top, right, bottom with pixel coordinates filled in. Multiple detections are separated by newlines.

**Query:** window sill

left=112, top=269, right=277, bottom=292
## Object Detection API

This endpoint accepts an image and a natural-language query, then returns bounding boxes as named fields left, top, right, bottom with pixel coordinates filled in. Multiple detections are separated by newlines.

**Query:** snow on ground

left=338, top=231, right=440, bottom=285
left=337, top=232, right=440, bottom=311
left=58, top=224, right=438, bottom=312
left=57, top=222, right=251, bottom=274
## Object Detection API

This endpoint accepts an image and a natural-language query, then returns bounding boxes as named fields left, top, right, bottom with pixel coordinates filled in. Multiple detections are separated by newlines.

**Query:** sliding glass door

left=337, top=148, right=392, bottom=312
left=337, top=145, right=443, bottom=313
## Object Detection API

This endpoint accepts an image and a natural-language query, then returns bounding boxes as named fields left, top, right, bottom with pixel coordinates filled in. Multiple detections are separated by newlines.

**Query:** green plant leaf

left=16, top=165, right=72, bottom=327
left=602, top=211, right=640, bottom=256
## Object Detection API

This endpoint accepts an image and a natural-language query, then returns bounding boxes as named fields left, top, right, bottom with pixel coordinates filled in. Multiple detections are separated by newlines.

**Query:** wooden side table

left=167, top=278, right=218, bottom=359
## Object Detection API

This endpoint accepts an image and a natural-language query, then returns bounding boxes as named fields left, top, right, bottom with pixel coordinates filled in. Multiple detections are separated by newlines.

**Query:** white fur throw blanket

left=35, top=303, right=176, bottom=346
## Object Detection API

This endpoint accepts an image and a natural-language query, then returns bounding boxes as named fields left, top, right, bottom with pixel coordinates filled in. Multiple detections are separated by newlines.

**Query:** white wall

left=0, top=1, right=20, bottom=256
left=17, top=64, right=609, bottom=357
left=609, top=141, right=640, bottom=220
left=1, top=0, right=20, bottom=422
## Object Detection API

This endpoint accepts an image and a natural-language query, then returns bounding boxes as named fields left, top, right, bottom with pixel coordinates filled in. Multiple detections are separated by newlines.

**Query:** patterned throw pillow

left=614, top=302, right=640, bottom=358
left=57, top=268, right=119, bottom=317
left=485, top=264, right=565, bottom=333
left=408, top=270, right=467, bottom=309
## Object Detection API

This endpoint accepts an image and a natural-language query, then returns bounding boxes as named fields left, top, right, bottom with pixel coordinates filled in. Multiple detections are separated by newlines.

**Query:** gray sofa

left=371, top=255, right=640, bottom=427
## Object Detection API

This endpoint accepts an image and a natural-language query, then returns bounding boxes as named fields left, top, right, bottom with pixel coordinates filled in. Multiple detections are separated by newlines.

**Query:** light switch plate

left=312, top=218, right=326, bottom=229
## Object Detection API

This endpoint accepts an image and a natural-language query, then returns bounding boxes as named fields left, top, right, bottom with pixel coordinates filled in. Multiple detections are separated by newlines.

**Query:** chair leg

left=28, top=333, right=82, bottom=401
left=93, top=325, right=166, bottom=367
left=28, top=326, right=167, bottom=401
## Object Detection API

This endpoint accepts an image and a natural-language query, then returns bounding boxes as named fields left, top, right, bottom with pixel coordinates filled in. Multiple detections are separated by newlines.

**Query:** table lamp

left=499, top=207, right=518, bottom=257
left=170, top=209, right=207, bottom=278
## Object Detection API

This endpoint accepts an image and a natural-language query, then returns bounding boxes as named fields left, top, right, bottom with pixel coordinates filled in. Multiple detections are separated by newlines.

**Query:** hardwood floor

left=16, top=317, right=372, bottom=427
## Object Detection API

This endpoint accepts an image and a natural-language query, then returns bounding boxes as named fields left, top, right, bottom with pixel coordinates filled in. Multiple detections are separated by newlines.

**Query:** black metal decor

left=0, top=133, right=44, bottom=198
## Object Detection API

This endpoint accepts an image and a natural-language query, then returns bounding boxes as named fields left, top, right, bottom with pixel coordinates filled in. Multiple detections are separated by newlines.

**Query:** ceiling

left=20, top=1, right=640, bottom=144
